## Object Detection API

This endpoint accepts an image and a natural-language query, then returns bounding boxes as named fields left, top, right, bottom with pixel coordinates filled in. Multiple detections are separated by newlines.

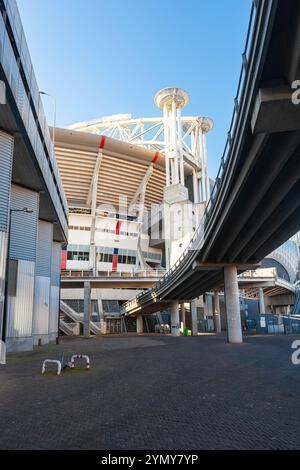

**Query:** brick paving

left=0, top=333, right=300, bottom=449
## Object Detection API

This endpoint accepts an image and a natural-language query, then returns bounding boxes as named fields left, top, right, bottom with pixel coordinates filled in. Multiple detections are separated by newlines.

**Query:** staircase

left=60, top=300, right=101, bottom=335
left=60, top=319, right=79, bottom=336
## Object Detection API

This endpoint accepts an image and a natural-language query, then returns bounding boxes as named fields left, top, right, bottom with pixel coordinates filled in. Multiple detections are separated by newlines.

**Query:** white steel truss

left=68, top=111, right=213, bottom=203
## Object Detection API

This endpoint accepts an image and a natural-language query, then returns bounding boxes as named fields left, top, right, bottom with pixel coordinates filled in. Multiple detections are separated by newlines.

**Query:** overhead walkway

left=60, top=268, right=166, bottom=289
left=120, top=0, right=300, bottom=343
left=239, top=269, right=297, bottom=297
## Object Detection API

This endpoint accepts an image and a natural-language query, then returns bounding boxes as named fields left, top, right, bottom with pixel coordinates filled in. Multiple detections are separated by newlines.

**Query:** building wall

left=0, top=1, right=67, bottom=354
left=49, top=242, right=61, bottom=341
left=33, top=220, right=53, bottom=345
left=66, top=213, right=162, bottom=273
left=6, top=185, right=39, bottom=352
left=264, top=238, right=300, bottom=283
left=61, top=288, right=142, bottom=301
left=6, top=260, right=35, bottom=351
left=0, top=130, right=14, bottom=343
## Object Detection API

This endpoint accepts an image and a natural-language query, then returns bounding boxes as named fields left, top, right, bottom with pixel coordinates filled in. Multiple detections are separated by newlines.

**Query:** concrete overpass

left=121, top=0, right=300, bottom=343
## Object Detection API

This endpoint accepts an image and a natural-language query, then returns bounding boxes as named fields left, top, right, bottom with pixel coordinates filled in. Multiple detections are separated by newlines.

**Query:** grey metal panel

left=49, top=285, right=59, bottom=334
left=0, top=130, right=14, bottom=232
left=0, top=231, right=7, bottom=339
left=9, top=185, right=39, bottom=262
left=51, top=242, right=61, bottom=287
left=36, top=220, right=53, bottom=277
left=33, top=275, right=50, bottom=335
left=6, top=259, right=35, bottom=338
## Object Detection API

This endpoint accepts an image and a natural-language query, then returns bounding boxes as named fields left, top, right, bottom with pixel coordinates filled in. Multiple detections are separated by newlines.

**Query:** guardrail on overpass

left=120, top=0, right=280, bottom=316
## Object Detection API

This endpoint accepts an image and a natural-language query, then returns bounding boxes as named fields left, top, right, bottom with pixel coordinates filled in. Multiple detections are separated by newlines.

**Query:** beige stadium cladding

left=54, top=127, right=195, bottom=211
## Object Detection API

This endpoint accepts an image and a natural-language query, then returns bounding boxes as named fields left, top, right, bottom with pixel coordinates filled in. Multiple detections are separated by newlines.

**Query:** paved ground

left=0, top=333, right=300, bottom=450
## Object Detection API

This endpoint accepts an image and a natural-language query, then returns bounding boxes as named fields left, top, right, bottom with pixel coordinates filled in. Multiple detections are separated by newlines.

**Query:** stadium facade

left=55, top=89, right=214, bottom=333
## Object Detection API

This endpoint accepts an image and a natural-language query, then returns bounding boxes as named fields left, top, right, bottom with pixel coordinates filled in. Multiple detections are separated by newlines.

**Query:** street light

left=39, top=91, right=56, bottom=151
left=0, top=208, right=33, bottom=365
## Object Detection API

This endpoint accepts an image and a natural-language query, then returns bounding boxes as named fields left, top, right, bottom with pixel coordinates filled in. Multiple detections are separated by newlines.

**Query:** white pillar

left=180, top=302, right=186, bottom=332
left=177, top=108, right=184, bottom=186
left=83, top=281, right=91, bottom=337
left=224, top=266, right=242, bottom=343
left=199, top=131, right=206, bottom=201
left=213, top=291, right=222, bottom=333
left=202, top=131, right=210, bottom=200
left=163, top=103, right=170, bottom=186
left=192, top=170, right=199, bottom=204
left=170, top=301, right=180, bottom=336
left=191, top=299, right=198, bottom=336
left=136, top=315, right=143, bottom=334
left=171, top=100, right=179, bottom=185
left=258, top=288, right=265, bottom=315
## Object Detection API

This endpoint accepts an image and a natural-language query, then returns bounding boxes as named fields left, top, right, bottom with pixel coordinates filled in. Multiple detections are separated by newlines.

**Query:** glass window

left=67, top=251, right=89, bottom=261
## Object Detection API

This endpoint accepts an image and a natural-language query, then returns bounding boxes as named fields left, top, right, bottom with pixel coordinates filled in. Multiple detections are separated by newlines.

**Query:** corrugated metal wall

left=49, top=286, right=59, bottom=335
left=36, top=221, right=53, bottom=277
left=33, top=276, right=50, bottom=335
left=0, top=231, right=7, bottom=339
left=0, top=130, right=14, bottom=232
left=49, top=242, right=61, bottom=335
left=51, top=242, right=61, bottom=287
left=6, top=260, right=35, bottom=338
left=9, top=185, right=39, bottom=261
left=6, top=186, right=39, bottom=342
left=33, top=221, right=53, bottom=337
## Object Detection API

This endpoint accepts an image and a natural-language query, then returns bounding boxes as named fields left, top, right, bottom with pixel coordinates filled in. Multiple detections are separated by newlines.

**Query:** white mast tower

left=154, top=87, right=213, bottom=268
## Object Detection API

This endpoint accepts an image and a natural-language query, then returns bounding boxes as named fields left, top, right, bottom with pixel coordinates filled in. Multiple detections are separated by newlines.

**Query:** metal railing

left=61, top=268, right=167, bottom=279
left=121, top=1, right=271, bottom=314
left=239, top=268, right=277, bottom=279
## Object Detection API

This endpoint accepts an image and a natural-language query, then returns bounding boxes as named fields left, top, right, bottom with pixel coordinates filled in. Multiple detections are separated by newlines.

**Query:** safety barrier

left=70, top=354, right=90, bottom=370
left=42, top=359, right=62, bottom=375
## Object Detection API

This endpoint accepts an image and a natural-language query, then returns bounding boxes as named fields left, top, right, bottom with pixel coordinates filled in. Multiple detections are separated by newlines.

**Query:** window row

left=69, top=225, right=138, bottom=238
left=67, top=251, right=89, bottom=261
left=96, top=253, right=136, bottom=265
left=69, top=225, right=90, bottom=231
left=97, top=228, right=138, bottom=237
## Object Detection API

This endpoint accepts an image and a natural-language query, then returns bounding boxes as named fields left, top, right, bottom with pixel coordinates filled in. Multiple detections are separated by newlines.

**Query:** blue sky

left=17, top=0, right=252, bottom=178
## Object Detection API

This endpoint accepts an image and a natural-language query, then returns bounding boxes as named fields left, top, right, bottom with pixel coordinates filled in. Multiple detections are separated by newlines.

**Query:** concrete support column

left=136, top=315, right=143, bottom=334
left=223, top=265, right=243, bottom=344
left=83, top=281, right=91, bottom=337
left=191, top=299, right=198, bottom=336
left=170, top=301, right=180, bottom=336
left=258, top=288, right=266, bottom=315
left=180, top=302, right=186, bottom=332
left=213, top=291, right=222, bottom=333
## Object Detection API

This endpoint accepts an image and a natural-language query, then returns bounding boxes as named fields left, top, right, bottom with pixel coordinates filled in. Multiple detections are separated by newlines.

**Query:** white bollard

left=70, top=354, right=90, bottom=370
left=42, top=359, right=62, bottom=375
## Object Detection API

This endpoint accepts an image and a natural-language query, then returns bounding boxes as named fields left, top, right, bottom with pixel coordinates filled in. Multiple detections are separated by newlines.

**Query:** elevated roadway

left=121, top=0, right=300, bottom=343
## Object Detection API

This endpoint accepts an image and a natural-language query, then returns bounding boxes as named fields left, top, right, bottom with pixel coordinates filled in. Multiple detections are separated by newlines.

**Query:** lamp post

left=39, top=91, right=56, bottom=151
left=0, top=208, right=33, bottom=365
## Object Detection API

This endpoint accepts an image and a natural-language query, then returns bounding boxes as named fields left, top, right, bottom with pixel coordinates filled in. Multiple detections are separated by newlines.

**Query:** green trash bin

left=184, top=327, right=189, bottom=337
